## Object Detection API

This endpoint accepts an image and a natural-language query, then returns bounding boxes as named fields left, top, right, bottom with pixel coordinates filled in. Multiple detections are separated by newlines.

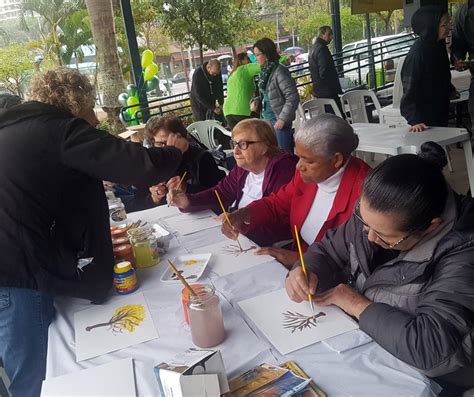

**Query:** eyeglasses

left=353, top=201, right=415, bottom=249
left=152, top=139, right=168, bottom=148
left=230, top=140, right=262, bottom=151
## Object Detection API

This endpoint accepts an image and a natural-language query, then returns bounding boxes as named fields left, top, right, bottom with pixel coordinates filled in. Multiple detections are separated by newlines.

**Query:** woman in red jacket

left=223, top=114, right=370, bottom=267
left=167, top=118, right=298, bottom=246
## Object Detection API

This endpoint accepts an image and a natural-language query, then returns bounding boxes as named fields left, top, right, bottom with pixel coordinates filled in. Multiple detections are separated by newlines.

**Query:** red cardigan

left=246, top=156, right=371, bottom=251
left=183, top=151, right=298, bottom=246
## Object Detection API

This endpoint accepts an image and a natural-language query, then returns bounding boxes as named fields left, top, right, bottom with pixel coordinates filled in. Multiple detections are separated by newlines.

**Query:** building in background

left=0, top=0, right=20, bottom=22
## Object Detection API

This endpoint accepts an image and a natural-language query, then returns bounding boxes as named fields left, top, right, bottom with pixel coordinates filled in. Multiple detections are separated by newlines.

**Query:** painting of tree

left=282, top=310, right=326, bottom=333
left=85, top=304, right=146, bottom=334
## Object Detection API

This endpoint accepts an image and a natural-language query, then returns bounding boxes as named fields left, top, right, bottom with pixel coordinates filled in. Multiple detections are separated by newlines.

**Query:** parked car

left=341, top=32, right=416, bottom=88
left=171, top=72, right=187, bottom=84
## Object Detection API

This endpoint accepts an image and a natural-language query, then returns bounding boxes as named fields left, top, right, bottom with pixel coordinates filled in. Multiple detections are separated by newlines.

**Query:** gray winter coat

left=266, top=64, right=300, bottom=124
left=297, top=191, right=474, bottom=387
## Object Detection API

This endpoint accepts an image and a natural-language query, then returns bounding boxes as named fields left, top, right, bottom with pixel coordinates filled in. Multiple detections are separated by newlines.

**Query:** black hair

left=253, top=38, right=280, bottom=63
left=318, top=26, right=332, bottom=36
left=362, top=141, right=448, bottom=233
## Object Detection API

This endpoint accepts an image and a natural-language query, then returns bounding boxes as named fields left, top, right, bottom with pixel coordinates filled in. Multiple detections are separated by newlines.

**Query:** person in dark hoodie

left=401, top=6, right=458, bottom=132
left=308, top=26, right=343, bottom=114
left=190, top=59, right=224, bottom=121
left=286, top=142, right=474, bottom=396
left=451, top=0, right=474, bottom=127
left=0, top=68, right=189, bottom=397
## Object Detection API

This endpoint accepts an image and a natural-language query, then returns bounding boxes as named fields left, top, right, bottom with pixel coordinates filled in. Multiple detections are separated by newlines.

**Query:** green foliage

left=58, top=9, right=92, bottom=66
left=0, top=43, right=34, bottom=96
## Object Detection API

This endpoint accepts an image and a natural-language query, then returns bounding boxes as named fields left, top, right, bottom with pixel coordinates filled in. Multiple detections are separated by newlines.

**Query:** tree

left=0, top=27, right=9, bottom=45
left=0, top=43, right=34, bottom=96
left=19, top=0, right=85, bottom=65
left=159, top=0, right=233, bottom=64
left=85, top=304, right=146, bottom=334
left=58, top=10, right=92, bottom=67
left=85, top=0, right=125, bottom=134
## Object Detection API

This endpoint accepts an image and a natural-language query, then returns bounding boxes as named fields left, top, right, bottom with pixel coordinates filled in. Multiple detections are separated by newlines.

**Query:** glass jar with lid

left=108, top=198, right=127, bottom=225
left=187, top=284, right=225, bottom=348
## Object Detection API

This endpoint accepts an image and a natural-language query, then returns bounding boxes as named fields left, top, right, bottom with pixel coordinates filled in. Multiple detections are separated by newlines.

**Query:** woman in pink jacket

left=168, top=118, right=297, bottom=246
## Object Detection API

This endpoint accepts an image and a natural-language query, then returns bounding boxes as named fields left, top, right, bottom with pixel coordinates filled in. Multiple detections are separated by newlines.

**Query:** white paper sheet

left=238, top=288, right=359, bottom=355
left=191, top=236, right=274, bottom=276
left=41, top=358, right=136, bottom=396
left=126, top=205, right=180, bottom=223
left=74, top=293, right=158, bottom=362
left=164, top=210, right=220, bottom=236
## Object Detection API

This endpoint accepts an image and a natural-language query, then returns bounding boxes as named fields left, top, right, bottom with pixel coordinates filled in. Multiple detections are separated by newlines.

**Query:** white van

left=341, top=32, right=416, bottom=88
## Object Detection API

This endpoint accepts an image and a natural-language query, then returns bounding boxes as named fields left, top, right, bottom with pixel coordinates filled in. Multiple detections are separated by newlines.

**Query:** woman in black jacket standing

left=401, top=6, right=458, bottom=132
left=0, top=68, right=188, bottom=397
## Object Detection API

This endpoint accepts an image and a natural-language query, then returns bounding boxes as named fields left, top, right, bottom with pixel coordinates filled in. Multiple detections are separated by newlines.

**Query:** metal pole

left=119, top=0, right=150, bottom=122
left=276, top=12, right=280, bottom=49
left=365, top=13, right=376, bottom=90
left=330, top=0, right=342, bottom=54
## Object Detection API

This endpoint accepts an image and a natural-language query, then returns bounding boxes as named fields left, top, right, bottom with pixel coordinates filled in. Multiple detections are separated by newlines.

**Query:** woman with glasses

left=222, top=114, right=369, bottom=268
left=168, top=118, right=297, bottom=246
left=144, top=116, right=224, bottom=208
left=286, top=142, right=474, bottom=395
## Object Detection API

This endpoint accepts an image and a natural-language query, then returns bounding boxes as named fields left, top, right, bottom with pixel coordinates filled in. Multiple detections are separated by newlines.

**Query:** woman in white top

left=222, top=114, right=371, bottom=267
left=168, top=118, right=298, bottom=246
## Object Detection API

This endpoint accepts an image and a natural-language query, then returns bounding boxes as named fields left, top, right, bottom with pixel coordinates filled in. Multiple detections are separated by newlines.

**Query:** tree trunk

left=199, top=43, right=204, bottom=65
left=85, top=0, right=125, bottom=135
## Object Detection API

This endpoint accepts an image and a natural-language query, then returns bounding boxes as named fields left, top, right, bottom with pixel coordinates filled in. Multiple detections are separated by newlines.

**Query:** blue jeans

left=0, top=287, right=55, bottom=397
left=272, top=118, right=294, bottom=153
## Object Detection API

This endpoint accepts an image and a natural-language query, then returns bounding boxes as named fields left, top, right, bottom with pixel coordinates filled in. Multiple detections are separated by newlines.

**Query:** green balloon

left=126, top=95, right=140, bottom=115
left=146, top=76, right=159, bottom=92
left=118, top=92, right=129, bottom=106
left=126, top=84, right=137, bottom=97
left=144, top=62, right=159, bottom=81
left=141, top=49, right=154, bottom=68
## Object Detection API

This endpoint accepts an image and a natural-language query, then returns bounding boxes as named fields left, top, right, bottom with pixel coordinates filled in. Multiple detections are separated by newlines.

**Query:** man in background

left=452, top=0, right=474, bottom=129
left=309, top=26, right=343, bottom=114
left=190, top=59, right=224, bottom=121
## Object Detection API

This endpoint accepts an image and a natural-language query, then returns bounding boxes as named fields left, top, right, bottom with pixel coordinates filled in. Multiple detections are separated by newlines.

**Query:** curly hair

left=28, top=68, right=96, bottom=116
left=144, top=116, right=189, bottom=140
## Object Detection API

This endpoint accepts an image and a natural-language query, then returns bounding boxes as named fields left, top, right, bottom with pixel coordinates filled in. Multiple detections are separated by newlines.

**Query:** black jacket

left=452, top=4, right=474, bottom=63
left=190, top=63, right=224, bottom=114
left=299, top=191, right=474, bottom=387
left=0, top=102, right=181, bottom=302
left=309, top=37, right=342, bottom=98
left=401, top=6, right=456, bottom=126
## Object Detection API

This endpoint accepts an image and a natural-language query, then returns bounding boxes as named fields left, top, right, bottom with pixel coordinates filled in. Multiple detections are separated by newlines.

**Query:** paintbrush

left=214, top=190, right=243, bottom=252
left=167, top=259, right=198, bottom=297
left=167, top=171, right=187, bottom=207
left=293, top=225, right=316, bottom=319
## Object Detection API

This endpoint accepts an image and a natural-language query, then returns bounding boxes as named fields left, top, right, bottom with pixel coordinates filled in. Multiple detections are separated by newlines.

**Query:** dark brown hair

left=144, top=116, right=188, bottom=139
left=253, top=38, right=280, bottom=63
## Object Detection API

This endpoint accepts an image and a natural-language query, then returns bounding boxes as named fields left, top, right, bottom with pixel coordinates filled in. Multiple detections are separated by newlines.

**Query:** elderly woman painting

left=286, top=142, right=474, bottom=395
left=168, top=118, right=298, bottom=246
left=222, top=114, right=370, bottom=267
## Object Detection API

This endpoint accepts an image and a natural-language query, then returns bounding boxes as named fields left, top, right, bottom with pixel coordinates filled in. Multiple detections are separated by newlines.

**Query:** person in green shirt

left=224, top=53, right=261, bottom=130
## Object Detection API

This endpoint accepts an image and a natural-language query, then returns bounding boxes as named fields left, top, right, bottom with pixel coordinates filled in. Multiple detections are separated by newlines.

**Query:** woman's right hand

left=409, top=123, right=428, bottom=133
left=220, top=207, right=252, bottom=240
left=166, top=133, right=189, bottom=153
left=285, top=266, right=319, bottom=303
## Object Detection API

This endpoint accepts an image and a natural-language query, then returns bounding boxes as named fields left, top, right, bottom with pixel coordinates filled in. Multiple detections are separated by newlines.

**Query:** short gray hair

left=294, top=114, right=359, bottom=159
left=208, top=58, right=221, bottom=68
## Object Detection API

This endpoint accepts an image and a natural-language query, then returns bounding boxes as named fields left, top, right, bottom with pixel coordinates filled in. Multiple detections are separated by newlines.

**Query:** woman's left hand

left=255, top=247, right=299, bottom=269
left=274, top=119, right=285, bottom=130
left=313, top=283, right=372, bottom=319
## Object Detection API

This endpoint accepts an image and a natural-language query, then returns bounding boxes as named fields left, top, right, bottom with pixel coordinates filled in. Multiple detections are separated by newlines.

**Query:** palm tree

left=19, top=0, right=85, bottom=65
left=58, top=10, right=92, bottom=67
left=0, top=27, right=9, bottom=45
left=85, top=0, right=125, bottom=134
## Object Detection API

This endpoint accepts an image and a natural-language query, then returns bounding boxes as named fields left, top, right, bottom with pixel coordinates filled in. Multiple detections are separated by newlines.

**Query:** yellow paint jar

left=128, top=226, right=160, bottom=268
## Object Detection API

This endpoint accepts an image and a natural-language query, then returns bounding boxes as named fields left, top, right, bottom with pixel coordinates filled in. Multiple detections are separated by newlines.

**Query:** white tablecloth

left=46, top=206, right=440, bottom=396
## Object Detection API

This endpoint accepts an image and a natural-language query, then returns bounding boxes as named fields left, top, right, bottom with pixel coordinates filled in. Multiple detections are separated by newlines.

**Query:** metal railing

left=121, top=33, right=416, bottom=123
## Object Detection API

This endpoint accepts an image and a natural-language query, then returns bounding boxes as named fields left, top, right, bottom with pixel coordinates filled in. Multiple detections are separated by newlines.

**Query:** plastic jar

left=128, top=226, right=160, bottom=268
left=188, top=285, right=225, bottom=348
left=113, top=243, right=136, bottom=267
left=113, top=261, right=138, bottom=295
left=112, top=236, right=129, bottom=247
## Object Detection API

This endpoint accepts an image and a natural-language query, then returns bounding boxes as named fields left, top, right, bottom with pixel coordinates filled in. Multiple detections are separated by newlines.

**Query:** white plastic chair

left=341, top=89, right=382, bottom=124
left=301, top=98, right=343, bottom=119
left=186, top=120, right=231, bottom=149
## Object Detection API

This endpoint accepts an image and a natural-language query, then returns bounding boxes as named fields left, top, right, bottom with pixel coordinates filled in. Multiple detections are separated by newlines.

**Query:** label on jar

left=110, top=207, right=127, bottom=222
left=113, top=270, right=138, bottom=295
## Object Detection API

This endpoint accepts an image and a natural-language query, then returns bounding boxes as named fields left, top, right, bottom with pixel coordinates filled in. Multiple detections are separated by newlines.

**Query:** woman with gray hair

left=222, top=113, right=370, bottom=267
